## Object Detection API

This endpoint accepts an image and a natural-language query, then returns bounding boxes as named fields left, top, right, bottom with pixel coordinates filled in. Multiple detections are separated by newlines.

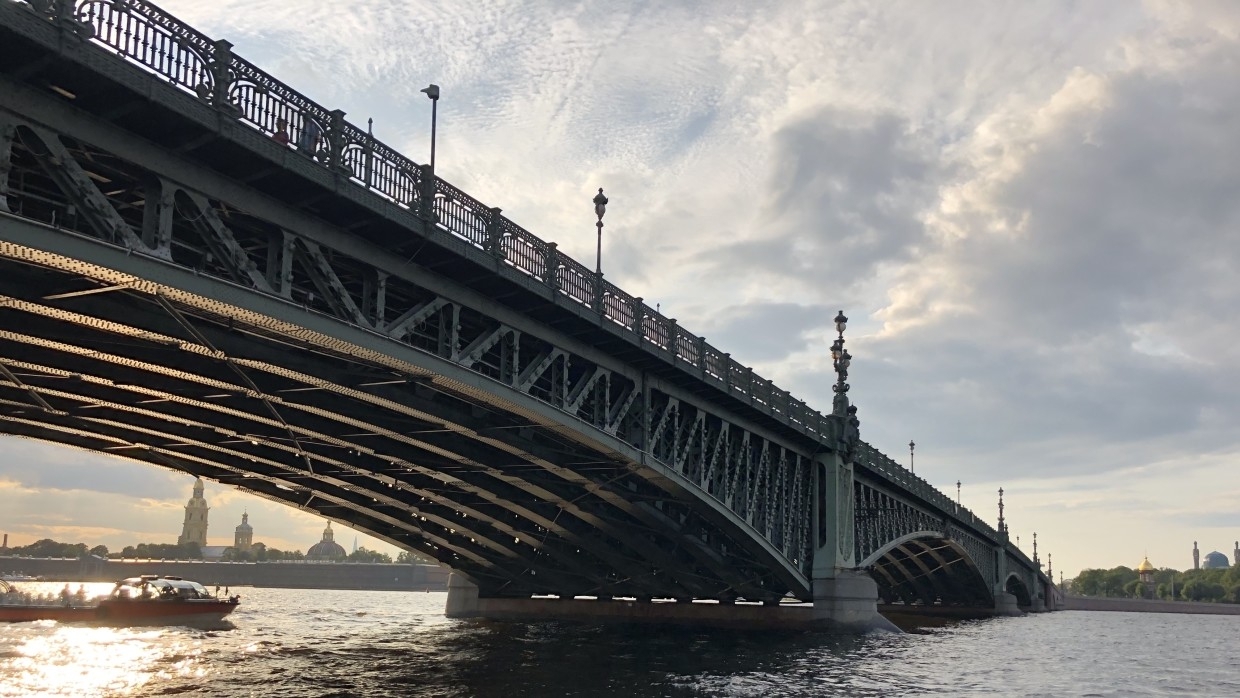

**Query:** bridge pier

left=444, top=573, right=899, bottom=631
left=811, top=570, right=899, bottom=632
left=808, top=445, right=898, bottom=633
left=993, top=591, right=1022, bottom=616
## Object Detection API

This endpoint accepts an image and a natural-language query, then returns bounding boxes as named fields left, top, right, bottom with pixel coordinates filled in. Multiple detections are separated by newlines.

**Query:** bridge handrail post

left=486, top=207, right=505, bottom=258
left=630, top=297, right=645, bottom=339
left=544, top=242, right=559, bottom=291
left=722, top=353, right=732, bottom=391
left=666, top=319, right=678, bottom=361
left=417, top=164, right=436, bottom=225
left=327, top=109, right=348, bottom=173
left=209, top=39, right=237, bottom=115
left=593, top=272, right=605, bottom=314
left=50, top=0, right=90, bottom=37
left=697, top=336, right=707, bottom=379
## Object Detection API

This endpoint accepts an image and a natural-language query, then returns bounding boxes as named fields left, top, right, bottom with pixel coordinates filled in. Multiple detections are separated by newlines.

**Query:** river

left=2, top=584, right=1238, bottom=697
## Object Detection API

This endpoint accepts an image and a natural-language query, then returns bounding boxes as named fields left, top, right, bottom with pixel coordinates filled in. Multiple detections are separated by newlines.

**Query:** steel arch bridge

left=0, top=0, right=1050, bottom=620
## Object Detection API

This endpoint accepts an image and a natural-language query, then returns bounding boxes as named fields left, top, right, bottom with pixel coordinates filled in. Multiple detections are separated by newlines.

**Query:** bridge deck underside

left=0, top=245, right=798, bottom=602
left=870, top=539, right=993, bottom=607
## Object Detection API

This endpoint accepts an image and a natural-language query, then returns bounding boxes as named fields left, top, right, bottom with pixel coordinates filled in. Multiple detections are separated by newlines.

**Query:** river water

left=2, top=584, right=1238, bottom=697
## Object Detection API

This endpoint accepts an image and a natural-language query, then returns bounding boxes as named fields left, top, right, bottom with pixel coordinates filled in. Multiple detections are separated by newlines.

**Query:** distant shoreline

left=1, top=555, right=450, bottom=592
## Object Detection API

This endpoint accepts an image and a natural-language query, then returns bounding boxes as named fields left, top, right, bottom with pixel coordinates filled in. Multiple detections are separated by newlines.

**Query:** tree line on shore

left=1, top=538, right=429, bottom=564
left=1071, top=564, right=1240, bottom=603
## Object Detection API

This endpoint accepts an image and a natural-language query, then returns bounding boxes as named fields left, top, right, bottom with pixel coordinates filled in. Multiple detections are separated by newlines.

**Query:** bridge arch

left=861, top=531, right=993, bottom=607
left=1005, top=573, right=1033, bottom=608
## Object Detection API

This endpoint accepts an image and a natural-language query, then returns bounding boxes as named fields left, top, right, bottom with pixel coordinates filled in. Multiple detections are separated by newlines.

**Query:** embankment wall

left=1063, top=595, right=1240, bottom=615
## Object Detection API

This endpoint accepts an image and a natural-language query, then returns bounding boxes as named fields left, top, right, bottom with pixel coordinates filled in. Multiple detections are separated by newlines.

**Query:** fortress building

left=177, top=478, right=209, bottom=547
left=234, top=512, right=253, bottom=553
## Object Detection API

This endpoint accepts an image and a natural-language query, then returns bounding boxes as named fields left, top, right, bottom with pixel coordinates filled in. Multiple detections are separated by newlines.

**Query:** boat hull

left=0, top=599, right=238, bottom=626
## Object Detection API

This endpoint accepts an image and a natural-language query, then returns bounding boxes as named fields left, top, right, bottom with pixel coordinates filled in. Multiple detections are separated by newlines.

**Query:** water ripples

left=3, top=588, right=1239, bottom=696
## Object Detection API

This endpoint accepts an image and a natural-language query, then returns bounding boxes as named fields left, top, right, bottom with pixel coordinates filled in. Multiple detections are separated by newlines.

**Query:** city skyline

left=2, top=0, right=1240, bottom=578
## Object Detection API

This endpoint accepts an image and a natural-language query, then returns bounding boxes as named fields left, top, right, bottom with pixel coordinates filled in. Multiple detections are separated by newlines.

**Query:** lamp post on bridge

left=829, top=311, right=852, bottom=416
left=420, top=84, right=440, bottom=173
left=997, top=487, right=1006, bottom=534
left=593, top=188, right=608, bottom=277
left=908, top=440, right=915, bottom=474
left=1033, top=532, right=1039, bottom=568
left=956, top=480, right=961, bottom=506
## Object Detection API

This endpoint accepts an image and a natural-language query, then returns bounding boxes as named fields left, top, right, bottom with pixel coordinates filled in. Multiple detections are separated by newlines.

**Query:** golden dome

left=1137, top=556, right=1155, bottom=572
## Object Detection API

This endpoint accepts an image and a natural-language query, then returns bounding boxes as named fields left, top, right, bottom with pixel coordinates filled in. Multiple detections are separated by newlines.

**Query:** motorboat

left=0, top=575, right=240, bottom=626
left=0, top=572, right=41, bottom=582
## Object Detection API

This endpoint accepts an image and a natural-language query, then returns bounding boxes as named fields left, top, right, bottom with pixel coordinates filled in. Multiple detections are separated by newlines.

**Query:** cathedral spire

left=177, top=477, right=209, bottom=548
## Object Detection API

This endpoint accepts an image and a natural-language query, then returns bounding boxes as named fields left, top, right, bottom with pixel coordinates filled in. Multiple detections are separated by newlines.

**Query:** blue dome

left=1203, top=551, right=1230, bottom=569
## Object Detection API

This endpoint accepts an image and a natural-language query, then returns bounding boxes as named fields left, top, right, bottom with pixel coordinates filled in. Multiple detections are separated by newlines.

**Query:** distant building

left=200, top=545, right=231, bottom=561
left=1202, top=551, right=1230, bottom=569
left=234, top=512, right=253, bottom=553
left=306, top=522, right=346, bottom=560
left=1136, top=556, right=1156, bottom=599
left=177, top=478, right=208, bottom=547
left=1191, top=541, right=1232, bottom=570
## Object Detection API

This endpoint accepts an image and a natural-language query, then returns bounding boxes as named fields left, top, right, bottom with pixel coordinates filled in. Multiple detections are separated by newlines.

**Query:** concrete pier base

left=812, top=571, right=900, bottom=633
left=444, top=574, right=899, bottom=633
left=993, top=591, right=1023, bottom=616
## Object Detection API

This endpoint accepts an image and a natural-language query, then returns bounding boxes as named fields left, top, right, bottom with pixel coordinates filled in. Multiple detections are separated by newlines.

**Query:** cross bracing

left=0, top=0, right=1049, bottom=608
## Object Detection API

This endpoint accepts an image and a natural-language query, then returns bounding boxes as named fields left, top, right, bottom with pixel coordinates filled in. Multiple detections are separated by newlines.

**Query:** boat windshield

left=112, top=577, right=216, bottom=600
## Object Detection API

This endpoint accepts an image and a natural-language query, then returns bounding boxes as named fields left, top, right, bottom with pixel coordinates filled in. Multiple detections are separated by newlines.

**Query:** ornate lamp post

left=956, top=480, right=961, bottom=506
left=420, top=84, right=440, bottom=173
left=997, top=487, right=1006, bottom=534
left=593, top=188, right=608, bottom=276
left=908, top=440, right=915, bottom=474
left=1033, top=532, right=1039, bottom=567
left=830, top=311, right=851, bottom=415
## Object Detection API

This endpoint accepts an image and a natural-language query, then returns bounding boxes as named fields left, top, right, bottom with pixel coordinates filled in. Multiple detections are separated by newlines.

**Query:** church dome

left=235, top=512, right=252, bottom=532
left=1203, top=551, right=1230, bottom=569
left=306, top=521, right=346, bottom=560
left=1136, top=557, right=1155, bottom=572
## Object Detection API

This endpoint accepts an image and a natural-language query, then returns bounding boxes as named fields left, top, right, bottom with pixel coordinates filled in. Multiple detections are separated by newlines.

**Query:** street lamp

left=420, top=84, right=440, bottom=172
left=830, top=311, right=851, bottom=414
left=997, top=487, right=1006, bottom=534
left=908, top=440, right=915, bottom=474
left=593, top=188, right=608, bottom=276
left=956, top=480, right=961, bottom=506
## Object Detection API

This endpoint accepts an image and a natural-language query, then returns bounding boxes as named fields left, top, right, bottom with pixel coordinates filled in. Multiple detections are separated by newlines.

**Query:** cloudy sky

left=3, top=0, right=1239, bottom=578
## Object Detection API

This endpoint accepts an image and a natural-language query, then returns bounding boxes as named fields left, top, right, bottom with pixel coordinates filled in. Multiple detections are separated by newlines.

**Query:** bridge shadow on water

left=301, top=615, right=989, bottom=698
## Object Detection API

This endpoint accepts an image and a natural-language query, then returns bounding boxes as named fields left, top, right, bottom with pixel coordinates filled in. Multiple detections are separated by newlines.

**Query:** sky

left=2, top=0, right=1239, bottom=579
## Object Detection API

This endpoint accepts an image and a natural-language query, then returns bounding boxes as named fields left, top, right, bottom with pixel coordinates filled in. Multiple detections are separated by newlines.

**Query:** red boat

left=0, top=575, right=240, bottom=626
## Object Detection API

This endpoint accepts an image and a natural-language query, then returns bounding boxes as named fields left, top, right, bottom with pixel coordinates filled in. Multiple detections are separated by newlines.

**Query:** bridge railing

left=854, top=442, right=1000, bottom=542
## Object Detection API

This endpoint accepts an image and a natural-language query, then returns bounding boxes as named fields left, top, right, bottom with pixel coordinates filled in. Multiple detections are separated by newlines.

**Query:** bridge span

left=0, top=0, right=1052, bottom=630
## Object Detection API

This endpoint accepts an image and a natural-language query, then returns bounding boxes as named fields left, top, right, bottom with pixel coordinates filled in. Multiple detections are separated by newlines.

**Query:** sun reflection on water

left=1, top=623, right=206, bottom=697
